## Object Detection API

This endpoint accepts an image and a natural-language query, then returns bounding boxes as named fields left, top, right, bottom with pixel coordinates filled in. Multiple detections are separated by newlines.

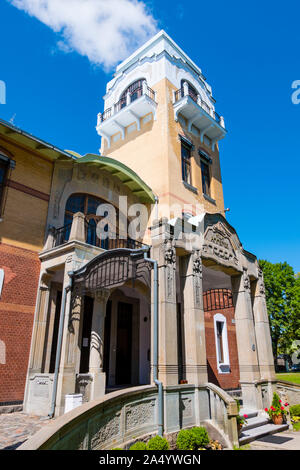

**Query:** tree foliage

left=259, top=260, right=300, bottom=365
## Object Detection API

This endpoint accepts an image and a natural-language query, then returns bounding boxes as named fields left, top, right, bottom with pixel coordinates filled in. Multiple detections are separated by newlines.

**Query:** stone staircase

left=239, top=409, right=289, bottom=445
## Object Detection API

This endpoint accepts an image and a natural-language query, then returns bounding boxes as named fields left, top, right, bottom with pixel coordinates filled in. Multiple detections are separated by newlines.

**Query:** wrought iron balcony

left=46, top=219, right=146, bottom=251
left=96, top=82, right=157, bottom=148
left=203, top=289, right=233, bottom=312
left=174, top=82, right=227, bottom=150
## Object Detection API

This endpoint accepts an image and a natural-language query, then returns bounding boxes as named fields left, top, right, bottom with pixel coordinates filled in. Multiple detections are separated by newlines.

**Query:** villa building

left=1, top=32, right=276, bottom=439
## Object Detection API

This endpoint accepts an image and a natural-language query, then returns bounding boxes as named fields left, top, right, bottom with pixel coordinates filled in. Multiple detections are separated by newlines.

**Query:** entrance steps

left=239, top=409, right=289, bottom=445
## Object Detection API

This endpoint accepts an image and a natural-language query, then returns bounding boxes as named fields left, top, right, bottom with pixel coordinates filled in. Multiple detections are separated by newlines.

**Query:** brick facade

left=204, top=293, right=240, bottom=390
left=0, top=243, right=40, bottom=404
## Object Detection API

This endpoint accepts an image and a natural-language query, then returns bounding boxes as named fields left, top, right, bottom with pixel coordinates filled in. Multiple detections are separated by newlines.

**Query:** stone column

left=28, top=274, right=51, bottom=373
left=151, top=221, right=179, bottom=386
left=89, top=289, right=110, bottom=400
left=252, top=267, right=276, bottom=403
left=232, top=268, right=262, bottom=410
left=55, top=259, right=82, bottom=416
left=181, top=251, right=208, bottom=385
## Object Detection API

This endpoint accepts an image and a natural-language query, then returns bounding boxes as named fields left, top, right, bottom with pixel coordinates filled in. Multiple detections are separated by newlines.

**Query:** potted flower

left=265, top=392, right=289, bottom=425
left=235, top=400, right=248, bottom=435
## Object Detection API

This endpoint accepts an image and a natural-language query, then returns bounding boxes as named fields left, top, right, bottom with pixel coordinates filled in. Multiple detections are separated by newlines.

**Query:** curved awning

left=71, top=153, right=156, bottom=204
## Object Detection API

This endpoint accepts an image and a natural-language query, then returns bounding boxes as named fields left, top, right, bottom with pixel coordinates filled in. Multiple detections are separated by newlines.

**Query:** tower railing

left=98, top=85, right=156, bottom=124
left=203, top=288, right=234, bottom=312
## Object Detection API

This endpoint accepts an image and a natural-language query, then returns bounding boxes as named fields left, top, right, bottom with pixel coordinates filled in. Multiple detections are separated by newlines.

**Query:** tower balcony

left=96, top=82, right=157, bottom=148
left=173, top=82, right=227, bottom=150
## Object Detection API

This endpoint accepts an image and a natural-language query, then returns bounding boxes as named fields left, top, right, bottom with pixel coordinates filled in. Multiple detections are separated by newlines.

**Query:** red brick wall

left=0, top=243, right=40, bottom=404
left=204, top=305, right=240, bottom=390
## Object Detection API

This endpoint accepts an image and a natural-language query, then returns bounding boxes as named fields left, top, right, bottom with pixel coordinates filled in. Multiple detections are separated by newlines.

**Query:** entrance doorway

left=116, top=302, right=133, bottom=385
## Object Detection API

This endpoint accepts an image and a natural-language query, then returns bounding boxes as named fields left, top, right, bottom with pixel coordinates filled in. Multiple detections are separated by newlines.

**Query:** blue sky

left=0, top=0, right=299, bottom=272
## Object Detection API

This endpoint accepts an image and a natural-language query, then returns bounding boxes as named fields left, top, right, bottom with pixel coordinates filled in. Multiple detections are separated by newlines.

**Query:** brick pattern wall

left=0, top=243, right=40, bottom=404
left=204, top=299, right=240, bottom=390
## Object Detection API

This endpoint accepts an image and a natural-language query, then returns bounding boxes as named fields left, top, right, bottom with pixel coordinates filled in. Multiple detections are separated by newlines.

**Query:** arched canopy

left=73, top=153, right=156, bottom=204
left=71, top=248, right=152, bottom=297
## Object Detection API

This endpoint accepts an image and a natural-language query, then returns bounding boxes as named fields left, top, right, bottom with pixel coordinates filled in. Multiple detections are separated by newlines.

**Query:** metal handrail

left=203, top=288, right=233, bottom=312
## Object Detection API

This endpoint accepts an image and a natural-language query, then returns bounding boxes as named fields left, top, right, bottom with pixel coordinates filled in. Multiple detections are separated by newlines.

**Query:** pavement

left=0, top=412, right=52, bottom=450
left=249, top=431, right=300, bottom=450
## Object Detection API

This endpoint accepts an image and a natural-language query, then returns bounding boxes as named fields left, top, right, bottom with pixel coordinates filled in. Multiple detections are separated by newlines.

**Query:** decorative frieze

left=202, top=222, right=238, bottom=268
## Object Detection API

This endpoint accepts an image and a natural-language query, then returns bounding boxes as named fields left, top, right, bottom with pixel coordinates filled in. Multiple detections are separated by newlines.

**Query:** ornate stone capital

left=243, top=268, right=250, bottom=291
left=94, top=288, right=110, bottom=304
left=192, top=250, right=202, bottom=277
left=258, top=267, right=265, bottom=295
left=164, top=238, right=176, bottom=266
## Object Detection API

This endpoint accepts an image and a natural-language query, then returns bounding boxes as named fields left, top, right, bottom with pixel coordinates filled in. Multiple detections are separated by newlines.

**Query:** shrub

left=290, top=405, right=300, bottom=417
left=176, top=429, right=197, bottom=450
left=147, top=435, right=170, bottom=450
left=190, top=427, right=209, bottom=448
left=265, top=392, right=288, bottom=418
left=129, top=442, right=147, bottom=450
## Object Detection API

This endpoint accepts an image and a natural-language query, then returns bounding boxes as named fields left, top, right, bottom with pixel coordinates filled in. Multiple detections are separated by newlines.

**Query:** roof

left=75, top=154, right=157, bottom=204
left=0, top=118, right=77, bottom=161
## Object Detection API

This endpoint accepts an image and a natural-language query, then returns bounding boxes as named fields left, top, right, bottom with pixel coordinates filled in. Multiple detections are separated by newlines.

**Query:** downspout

left=48, top=272, right=73, bottom=419
left=144, top=252, right=164, bottom=437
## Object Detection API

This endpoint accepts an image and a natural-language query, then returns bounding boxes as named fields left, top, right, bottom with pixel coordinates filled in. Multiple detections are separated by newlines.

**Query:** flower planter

left=272, top=414, right=283, bottom=425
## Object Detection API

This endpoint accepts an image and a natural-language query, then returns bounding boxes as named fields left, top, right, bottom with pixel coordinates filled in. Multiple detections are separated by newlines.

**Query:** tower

left=96, top=30, right=227, bottom=219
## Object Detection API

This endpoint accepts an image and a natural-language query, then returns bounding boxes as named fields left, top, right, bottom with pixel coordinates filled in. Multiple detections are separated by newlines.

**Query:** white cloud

left=8, top=0, right=158, bottom=69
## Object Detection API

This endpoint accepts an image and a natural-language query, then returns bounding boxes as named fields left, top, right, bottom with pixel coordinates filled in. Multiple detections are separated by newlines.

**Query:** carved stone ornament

left=202, top=222, right=238, bottom=268
left=243, top=268, right=250, bottom=291
left=258, top=267, right=265, bottom=295
left=193, top=250, right=202, bottom=276
left=164, top=239, right=176, bottom=265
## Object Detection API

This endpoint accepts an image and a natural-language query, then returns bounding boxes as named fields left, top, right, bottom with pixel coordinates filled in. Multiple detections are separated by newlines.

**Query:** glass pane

left=87, top=196, right=102, bottom=215
left=65, top=194, right=85, bottom=214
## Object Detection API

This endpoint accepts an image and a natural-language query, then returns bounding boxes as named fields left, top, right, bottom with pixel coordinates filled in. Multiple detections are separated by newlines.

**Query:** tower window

left=201, top=160, right=210, bottom=196
left=181, top=142, right=192, bottom=186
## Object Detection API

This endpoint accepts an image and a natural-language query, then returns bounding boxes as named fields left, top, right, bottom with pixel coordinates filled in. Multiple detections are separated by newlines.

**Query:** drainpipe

left=143, top=252, right=164, bottom=437
left=48, top=272, right=73, bottom=419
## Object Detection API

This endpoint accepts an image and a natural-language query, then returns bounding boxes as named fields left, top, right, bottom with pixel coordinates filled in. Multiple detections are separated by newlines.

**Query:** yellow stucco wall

left=0, top=138, right=53, bottom=252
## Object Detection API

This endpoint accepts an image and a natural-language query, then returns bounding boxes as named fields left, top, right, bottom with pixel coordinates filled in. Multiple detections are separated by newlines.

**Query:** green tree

left=259, top=260, right=300, bottom=368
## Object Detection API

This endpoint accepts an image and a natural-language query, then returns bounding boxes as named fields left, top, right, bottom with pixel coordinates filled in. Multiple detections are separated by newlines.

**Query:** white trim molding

left=0, top=269, right=4, bottom=298
left=214, top=313, right=230, bottom=374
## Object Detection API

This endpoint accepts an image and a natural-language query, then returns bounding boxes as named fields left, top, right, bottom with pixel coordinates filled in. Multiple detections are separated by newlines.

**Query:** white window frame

left=0, top=269, right=4, bottom=298
left=214, top=313, right=230, bottom=374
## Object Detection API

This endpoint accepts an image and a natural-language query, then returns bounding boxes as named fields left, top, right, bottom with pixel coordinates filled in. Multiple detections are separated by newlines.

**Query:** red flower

left=265, top=408, right=269, bottom=412
left=281, top=407, right=284, bottom=411
left=279, top=400, right=282, bottom=403
left=244, top=414, right=248, bottom=418
left=271, top=406, right=275, bottom=410
left=285, top=403, right=289, bottom=407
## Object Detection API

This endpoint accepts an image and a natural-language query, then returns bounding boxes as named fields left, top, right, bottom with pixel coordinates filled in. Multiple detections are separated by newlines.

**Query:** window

left=64, top=193, right=118, bottom=249
left=0, top=155, right=10, bottom=217
left=181, top=142, right=192, bottom=186
left=201, top=160, right=210, bottom=196
left=120, top=79, right=145, bottom=106
left=214, top=314, right=230, bottom=374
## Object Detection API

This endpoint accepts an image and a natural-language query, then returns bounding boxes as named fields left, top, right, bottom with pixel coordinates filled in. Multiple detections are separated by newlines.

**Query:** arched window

left=119, top=79, right=145, bottom=107
left=64, top=193, right=119, bottom=249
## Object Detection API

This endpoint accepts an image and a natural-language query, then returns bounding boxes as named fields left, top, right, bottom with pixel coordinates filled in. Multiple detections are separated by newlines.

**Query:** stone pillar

left=252, top=267, right=276, bottom=403
left=126, top=91, right=131, bottom=106
left=55, top=260, right=82, bottom=416
left=69, top=212, right=86, bottom=243
left=142, top=80, right=148, bottom=96
left=183, top=81, right=189, bottom=97
left=232, top=268, right=262, bottom=410
left=151, top=221, right=179, bottom=386
left=28, top=274, right=51, bottom=373
left=181, top=251, right=208, bottom=385
left=89, top=289, right=110, bottom=400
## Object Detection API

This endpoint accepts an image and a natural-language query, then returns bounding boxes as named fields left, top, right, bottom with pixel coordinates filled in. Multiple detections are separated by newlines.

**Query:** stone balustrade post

left=69, top=212, right=86, bottom=243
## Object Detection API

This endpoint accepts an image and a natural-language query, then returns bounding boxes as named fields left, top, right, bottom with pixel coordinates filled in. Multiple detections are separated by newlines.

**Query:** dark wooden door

left=79, top=296, right=94, bottom=373
left=116, top=302, right=133, bottom=385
